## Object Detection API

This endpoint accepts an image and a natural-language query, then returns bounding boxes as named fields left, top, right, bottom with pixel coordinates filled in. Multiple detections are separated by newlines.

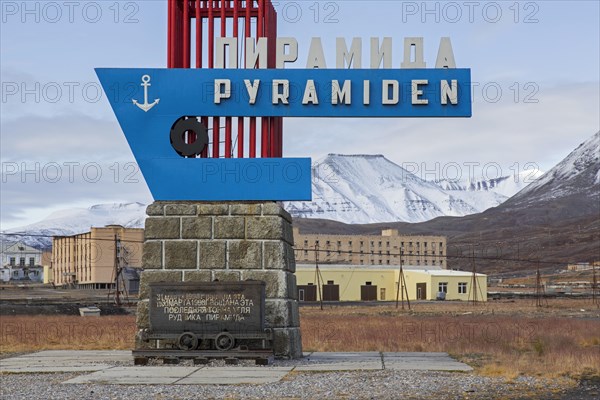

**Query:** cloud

left=284, top=82, right=600, bottom=178
left=1, top=113, right=132, bottom=162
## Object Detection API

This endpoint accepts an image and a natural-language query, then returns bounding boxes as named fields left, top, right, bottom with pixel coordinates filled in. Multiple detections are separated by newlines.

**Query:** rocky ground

left=1, top=360, right=599, bottom=400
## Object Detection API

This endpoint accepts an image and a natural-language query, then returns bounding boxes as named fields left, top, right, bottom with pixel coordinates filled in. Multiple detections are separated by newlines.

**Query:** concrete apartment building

left=293, top=228, right=447, bottom=268
left=296, top=264, right=487, bottom=302
left=52, top=225, right=143, bottom=289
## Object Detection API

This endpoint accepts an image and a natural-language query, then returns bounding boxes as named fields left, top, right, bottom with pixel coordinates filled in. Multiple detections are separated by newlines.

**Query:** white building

left=1, top=241, right=43, bottom=268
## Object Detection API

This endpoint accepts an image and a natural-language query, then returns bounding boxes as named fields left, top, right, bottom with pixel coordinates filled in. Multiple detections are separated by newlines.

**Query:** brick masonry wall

left=136, top=202, right=302, bottom=359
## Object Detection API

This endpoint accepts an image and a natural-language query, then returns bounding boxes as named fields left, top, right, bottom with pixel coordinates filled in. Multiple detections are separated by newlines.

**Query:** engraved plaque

left=149, top=281, right=265, bottom=334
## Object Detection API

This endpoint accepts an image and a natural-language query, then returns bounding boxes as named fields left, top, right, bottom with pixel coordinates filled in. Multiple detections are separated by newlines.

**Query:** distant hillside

left=295, top=132, right=600, bottom=273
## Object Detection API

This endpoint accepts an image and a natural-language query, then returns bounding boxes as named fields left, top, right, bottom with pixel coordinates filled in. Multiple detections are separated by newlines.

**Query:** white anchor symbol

left=132, top=75, right=160, bottom=112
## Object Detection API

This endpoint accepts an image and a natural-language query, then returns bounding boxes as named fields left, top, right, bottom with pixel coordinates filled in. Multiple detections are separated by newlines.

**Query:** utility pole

left=534, top=260, right=547, bottom=307
left=314, top=243, right=323, bottom=310
left=395, top=249, right=410, bottom=310
left=115, top=234, right=121, bottom=306
left=592, top=262, right=598, bottom=307
left=470, top=247, right=477, bottom=304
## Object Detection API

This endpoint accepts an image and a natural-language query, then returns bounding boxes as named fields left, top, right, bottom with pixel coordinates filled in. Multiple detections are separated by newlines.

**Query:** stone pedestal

left=136, top=201, right=302, bottom=359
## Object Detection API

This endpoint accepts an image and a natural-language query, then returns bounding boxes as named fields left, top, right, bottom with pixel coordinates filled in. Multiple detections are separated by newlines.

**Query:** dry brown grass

left=1, top=301, right=598, bottom=380
left=0, top=315, right=137, bottom=354
left=300, top=305, right=600, bottom=379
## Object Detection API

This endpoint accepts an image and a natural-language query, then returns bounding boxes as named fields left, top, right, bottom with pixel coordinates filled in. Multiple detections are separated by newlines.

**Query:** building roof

left=296, top=264, right=485, bottom=277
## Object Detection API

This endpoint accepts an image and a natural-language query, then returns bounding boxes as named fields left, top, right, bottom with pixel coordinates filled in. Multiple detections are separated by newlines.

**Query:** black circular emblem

left=170, top=116, right=208, bottom=157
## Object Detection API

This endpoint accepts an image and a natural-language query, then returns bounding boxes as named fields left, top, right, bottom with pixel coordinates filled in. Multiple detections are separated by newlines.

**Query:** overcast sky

left=1, top=1, right=599, bottom=229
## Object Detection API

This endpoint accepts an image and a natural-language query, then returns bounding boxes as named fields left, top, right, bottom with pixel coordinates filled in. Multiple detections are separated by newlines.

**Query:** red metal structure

left=167, top=0, right=283, bottom=159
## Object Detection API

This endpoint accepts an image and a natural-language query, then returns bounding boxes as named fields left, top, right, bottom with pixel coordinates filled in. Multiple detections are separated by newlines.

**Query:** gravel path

left=1, top=370, right=597, bottom=400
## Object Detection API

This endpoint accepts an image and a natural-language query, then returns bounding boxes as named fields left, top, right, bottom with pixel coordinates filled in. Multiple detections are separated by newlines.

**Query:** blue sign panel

left=96, top=68, right=471, bottom=118
left=96, top=67, right=470, bottom=201
left=140, top=158, right=311, bottom=201
left=96, top=69, right=312, bottom=201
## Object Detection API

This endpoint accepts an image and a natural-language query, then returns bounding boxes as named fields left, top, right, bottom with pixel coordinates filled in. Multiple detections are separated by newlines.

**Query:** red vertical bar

left=247, top=0, right=256, bottom=158
left=245, top=0, right=251, bottom=38
left=233, top=0, right=239, bottom=39
left=201, top=116, right=209, bottom=158
left=261, top=118, right=269, bottom=157
left=269, top=117, right=276, bottom=157
left=225, top=117, right=232, bottom=157
left=257, top=0, right=263, bottom=37
left=175, top=1, right=184, bottom=67
left=183, top=0, right=190, bottom=68
left=221, top=1, right=230, bottom=158
left=220, top=0, right=226, bottom=37
left=249, top=117, right=256, bottom=158
left=209, top=1, right=219, bottom=157
left=237, top=117, right=244, bottom=158
left=167, top=0, right=173, bottom=67
left=212, top=117, right=220, bottom=158
left=208, top=0, right=214, bottom=68
left=258, top=0, right=266, bottom=157
left=195, top=0, right=202, bottom=68
left=278, top=117, right=283, bottom=156
left=233, top=1, right=240, bottom=158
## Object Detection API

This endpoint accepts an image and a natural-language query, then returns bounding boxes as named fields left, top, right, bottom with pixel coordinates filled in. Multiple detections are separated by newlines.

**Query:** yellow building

left=43, top=265, right=53, bottom=284
left=295, top=264, right=487, bottom=302
left=52, top=225, right=143, bottom=289
left=293, top=228, right=447, bottom=268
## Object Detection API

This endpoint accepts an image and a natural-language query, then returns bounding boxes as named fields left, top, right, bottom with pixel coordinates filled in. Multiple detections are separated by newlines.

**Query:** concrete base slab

left=1, top=350, right=473, bottom=384
left=177, top=367, right=293, bottom=385
left=63, top=366, right=200, bottom=385
left=295, top=362, right=383, bottom=371
left=0, top=350, right=131, bottom=373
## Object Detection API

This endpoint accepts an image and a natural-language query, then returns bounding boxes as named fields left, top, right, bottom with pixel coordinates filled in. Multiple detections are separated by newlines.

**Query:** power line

left=292, top=246, right=596, bottom=268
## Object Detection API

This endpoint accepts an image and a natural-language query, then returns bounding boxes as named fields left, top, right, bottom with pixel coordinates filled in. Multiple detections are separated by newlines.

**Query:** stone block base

left=136, top=201, right=302, bottom=359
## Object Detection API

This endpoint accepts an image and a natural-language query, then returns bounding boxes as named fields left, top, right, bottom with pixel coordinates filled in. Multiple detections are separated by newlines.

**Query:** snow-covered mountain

left=1, top=148, right=555, bottom=247
left=284, top=154, right=542, bottom=224
left=1, top=203, right=147, bottom=249
left=512, top=131, right=599, bottom=204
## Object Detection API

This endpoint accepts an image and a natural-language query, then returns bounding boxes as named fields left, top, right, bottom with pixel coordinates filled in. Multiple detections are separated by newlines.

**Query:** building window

left=9, top=257, right=15, bottom=266
left=19, top=257, right=25, bottom=267
left=348, top=241, right=352, bottom=246
left=424, top=242, right=428, bottom=247
left=29, top=257, right=35, bottom=267
left=458, top=282, right=467, bottom=294
left=326, top=241, right=330, bottom=246
left=337, top=241, right=341, bottom=246
left=304, top=240, right=308, bottom=246
left=315, top=240, right=319, bottom=245
left=386, top=242, right=390, bottom=247
left=304, top=250, right=308, bottom=256
left=360, top=241, right=364, bottom=247
left=370, top=241, right=374, bottom=246
left=438, top=282, right=448, bottom=293
left=378, top=241, right=382, bottom=247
